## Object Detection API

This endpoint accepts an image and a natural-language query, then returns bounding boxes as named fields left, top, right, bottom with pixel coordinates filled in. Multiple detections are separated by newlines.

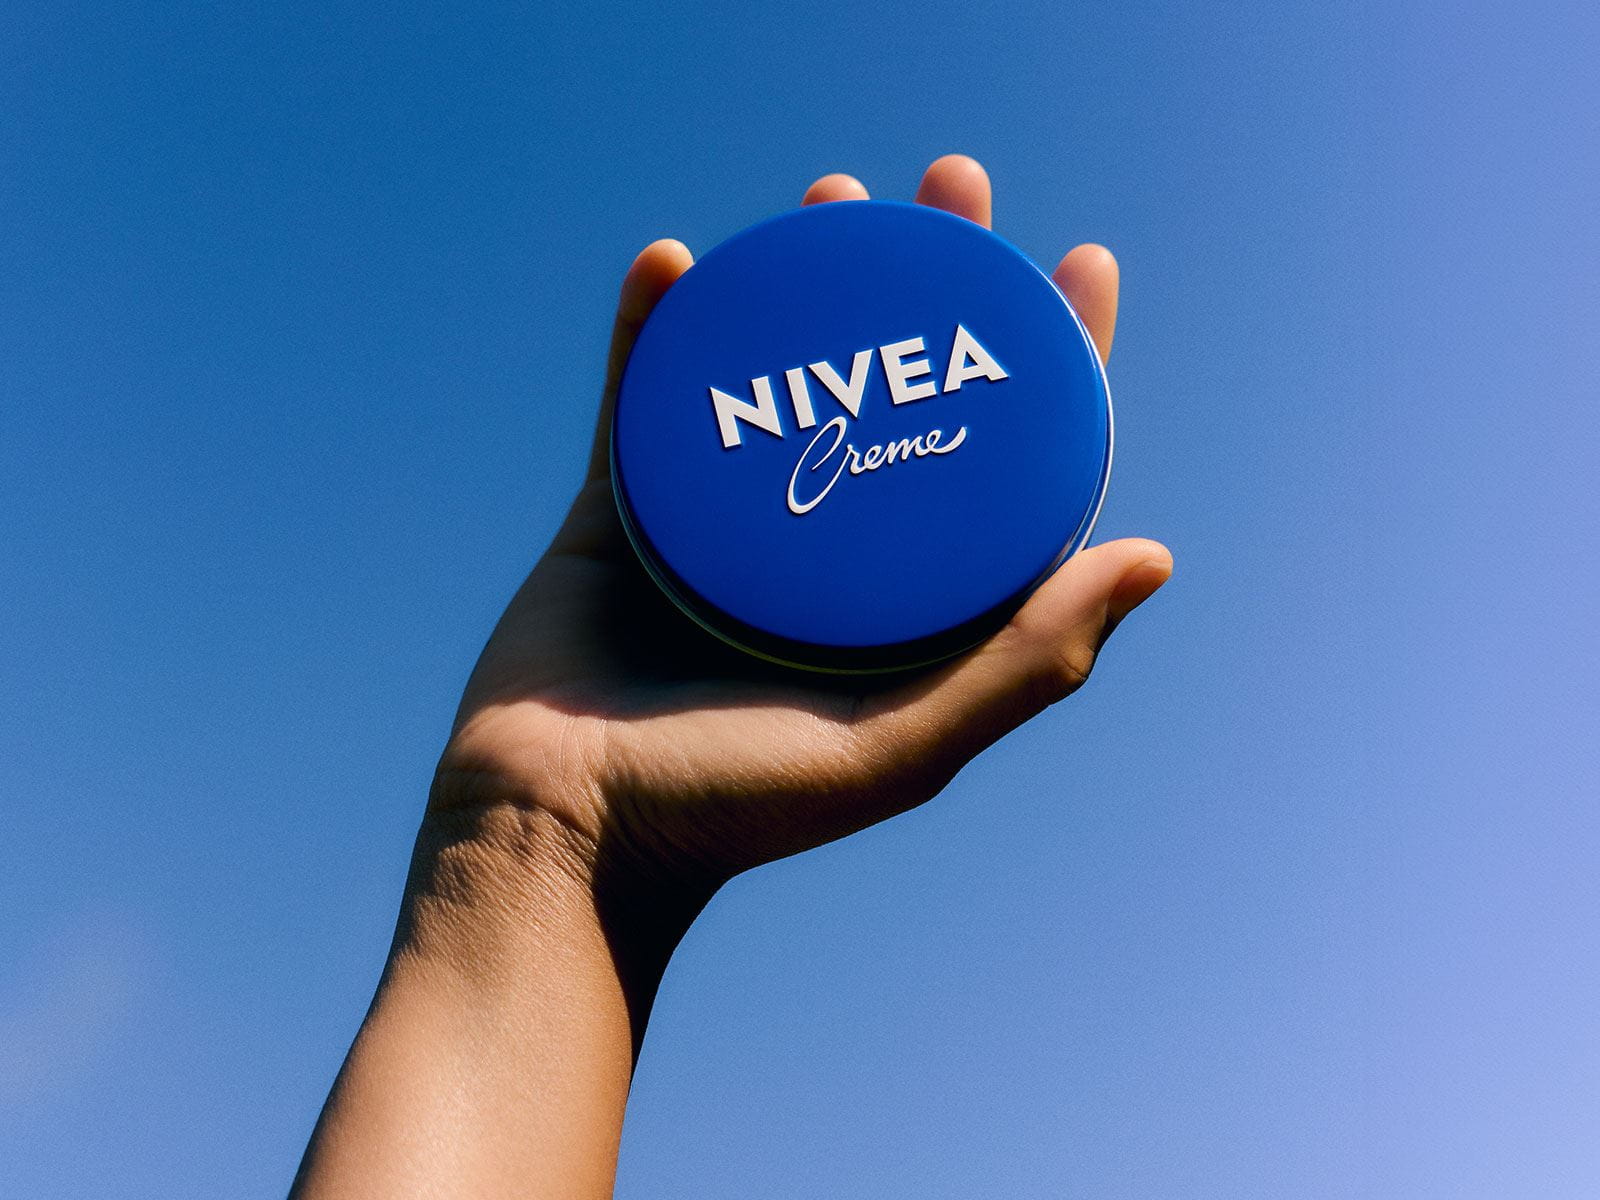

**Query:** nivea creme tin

left=611, top=200, right=1112, bottom=673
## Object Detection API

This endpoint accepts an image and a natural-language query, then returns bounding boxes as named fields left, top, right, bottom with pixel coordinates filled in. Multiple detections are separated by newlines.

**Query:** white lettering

left=787, top=417, right=850, bottom=515
left=942, top=323, right=1009, bottom=392
left=882, top=435, right=925, bottom=464
left=788, top=421, right=968, bottom=515
left=716, top=325, right=1006, bottom=449
left=807, top=349, right=873, bottom=418
left=712, top=377, right=784, bottom=449
left=784, top=367, right=817, bottom=430
left=880, top=337, right=936, bottom=405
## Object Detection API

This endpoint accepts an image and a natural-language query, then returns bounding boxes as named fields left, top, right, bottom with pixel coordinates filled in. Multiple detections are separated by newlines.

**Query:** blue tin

left=611, top=199, right=1112, bottom=673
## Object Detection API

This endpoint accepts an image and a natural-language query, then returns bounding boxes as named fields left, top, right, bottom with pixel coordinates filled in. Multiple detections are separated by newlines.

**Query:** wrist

left=398, top=797, right=603, bottom=981
left=294, top=797, right=648, bottom=1198
left=407, top=764, right=714, bottom=1046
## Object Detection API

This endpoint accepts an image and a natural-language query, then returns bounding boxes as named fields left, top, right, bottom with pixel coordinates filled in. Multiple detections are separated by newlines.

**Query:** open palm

left=431, top=156, right=1172, bottom=891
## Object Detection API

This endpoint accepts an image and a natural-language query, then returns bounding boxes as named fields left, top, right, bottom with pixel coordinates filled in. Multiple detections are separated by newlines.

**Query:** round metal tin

left=611, top=199, right=1112, bottom=673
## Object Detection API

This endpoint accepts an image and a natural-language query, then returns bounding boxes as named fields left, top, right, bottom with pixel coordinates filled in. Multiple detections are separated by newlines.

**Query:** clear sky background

left=2, top=1, right=1596, bottom=1196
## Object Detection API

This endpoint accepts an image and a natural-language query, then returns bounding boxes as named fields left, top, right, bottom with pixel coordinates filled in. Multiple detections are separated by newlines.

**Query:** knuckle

left=1049, top=639, right=1099, bottom=698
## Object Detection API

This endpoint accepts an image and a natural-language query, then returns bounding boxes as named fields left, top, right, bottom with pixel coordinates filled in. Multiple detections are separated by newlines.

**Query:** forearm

left=290, top=799, right=687, bottom=1200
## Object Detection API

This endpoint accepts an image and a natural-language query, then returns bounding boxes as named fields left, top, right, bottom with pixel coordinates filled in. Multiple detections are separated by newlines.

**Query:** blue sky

left=2, top=1, right=1596, bottom=1196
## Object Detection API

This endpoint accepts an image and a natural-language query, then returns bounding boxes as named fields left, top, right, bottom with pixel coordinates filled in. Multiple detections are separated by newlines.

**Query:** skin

left=289, top=155, right=1172, bottom=1199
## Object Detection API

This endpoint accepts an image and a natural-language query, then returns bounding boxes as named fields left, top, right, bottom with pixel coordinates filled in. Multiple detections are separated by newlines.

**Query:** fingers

left=853, top=538, right=1172, bottom=792
left=586, top=238, right=695, bottom=483
left=588, top=161, right=1109, bottom=485
left=1053, top=243, right=1119, bottom=365
left=915, top=154, right=992, bottom=229
left=802, top=173, right=870, bottom=205
left=912, top=160, right=1114, bottom=363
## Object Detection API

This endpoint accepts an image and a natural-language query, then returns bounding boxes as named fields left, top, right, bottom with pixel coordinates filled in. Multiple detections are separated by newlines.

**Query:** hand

left=433, top=154, right=1172, bottom=915
left=293, top=155, right=1172, bottom=1200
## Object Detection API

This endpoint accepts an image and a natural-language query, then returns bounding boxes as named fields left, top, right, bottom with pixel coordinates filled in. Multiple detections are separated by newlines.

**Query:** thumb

left=1010, top=537, right=1175, bottom=698
left=852, top=538, right=1172, bottom=792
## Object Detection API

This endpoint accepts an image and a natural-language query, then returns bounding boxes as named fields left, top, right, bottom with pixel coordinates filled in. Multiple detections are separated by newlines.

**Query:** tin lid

left=611, top=199, right=1112, bottom=673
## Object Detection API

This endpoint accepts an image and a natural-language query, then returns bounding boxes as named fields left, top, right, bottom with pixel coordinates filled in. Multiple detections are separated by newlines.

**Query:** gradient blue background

left=3, top=2, right=1596, bottom=1196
